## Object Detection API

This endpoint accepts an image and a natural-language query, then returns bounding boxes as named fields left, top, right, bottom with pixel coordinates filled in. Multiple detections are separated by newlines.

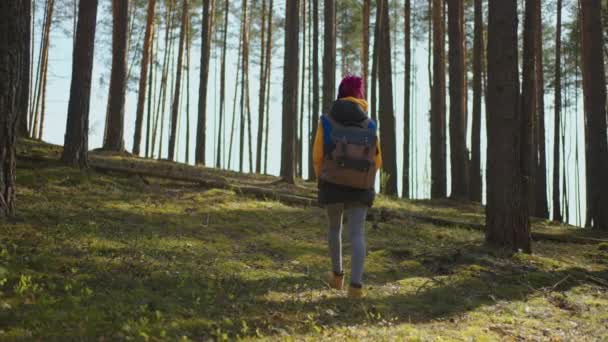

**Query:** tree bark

left=31, top=0, right=54, bottom=140
left=168, top=0, right=188, bottom=161
left=370, top=2, right=380, bottom=121
left=486, top=0, right=531, bottom=252
left=263, top=0, right=274, bottom=175
left=534, top=0, right=549, bottom=219
left=103, top=0, right=129, bottom=151
left=0, top=1, right=29, bottom=217
left=195, top=0, right=214, bottom=165
left=322, top=0, right=336, bottom=115
left=61, top=0, right=98, bottom=168
left=470, top=0, right=483, bottom=202
left=133, top=0, right=157, bottom=156
left=377, top=0, right=398, bottom=196
left=448, top=0, right=468, bottom=199
left=431, top=0, right=447, bottom=198
left=521, top=0, right=538, bottom=216
left=216, top=0, right=229, bottom=169
left=18, top=0, right=31, bottom=138
left=552, top=0, right=563, bottom=222
left=580, top=0, right=608, bottom=230
left=402, top=0, right=411, bottom=199
left=255, top=0, right=267, bottom=174
left=309, top=0, right=319, bottom=181
left=280, top=0, right=300, bottom=183
left=362, top=0, right=370, bottom=92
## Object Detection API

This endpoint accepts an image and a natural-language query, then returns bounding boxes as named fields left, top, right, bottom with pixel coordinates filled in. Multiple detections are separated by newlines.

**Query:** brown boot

left=323, top=271, right=344, bottom=290
left=347, top=285, right=365, bottom=299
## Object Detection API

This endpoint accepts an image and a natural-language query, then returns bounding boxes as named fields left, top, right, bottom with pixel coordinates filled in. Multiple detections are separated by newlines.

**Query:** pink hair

left=337, top=75, right=365, bottom=99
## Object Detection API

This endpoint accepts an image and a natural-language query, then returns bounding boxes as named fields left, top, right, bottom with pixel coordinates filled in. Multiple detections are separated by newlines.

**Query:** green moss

left=2, top=140, right=607, bottom=340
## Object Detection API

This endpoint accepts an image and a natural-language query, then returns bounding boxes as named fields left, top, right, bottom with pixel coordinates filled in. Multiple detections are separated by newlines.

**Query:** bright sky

left=38, top=4, right=587, bottom=227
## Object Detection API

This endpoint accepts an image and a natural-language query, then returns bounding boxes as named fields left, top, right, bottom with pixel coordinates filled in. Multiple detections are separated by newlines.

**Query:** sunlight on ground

left=0, top=141, right=607, bottom=340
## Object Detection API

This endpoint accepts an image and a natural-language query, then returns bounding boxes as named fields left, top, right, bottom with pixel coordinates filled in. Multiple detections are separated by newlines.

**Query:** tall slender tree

left=377, top=0, right=398, bottom=195
left=0, top=0, right=29, bottom=217
left=322, top=0, right=336, bottom=115
left=133, top=0, right=157, bottom=156
left=217, top=0, right=229, bottom=169
left=61, top=0, right=99, bottom=168
left=402, top=0, right=411, bottom=198
left=486, top=0, right=530, bottom=252
left=31, top=0, right=54, bottom=140
left=448, top=0, right=468, bottom=199
left=195, top=0, right=214, bottom=165
left=470, top=0, right=483, bottom=202
left=580, top=0, right=608, bottom=230
left=309, top=0, right=320, bottom=180
left=362, top=0, right=370, bottom=91
left=521, top=0, right=538, bottom=216
left=168, top=0, right=188, bottom=161
left=552, top=0, right=563, bottom=222
left=255, top=0, right=267, bottom=173
left=431, top=0, right=447, bottom=198
left=534, top=0, right=549, bottom=218
left=280, top=0, right=300, bottom=183
left=263, top=0, right=273, bottom=174
left=103, top=0, right=129, bottom=151
left=18, top=0, right=31, bottom=137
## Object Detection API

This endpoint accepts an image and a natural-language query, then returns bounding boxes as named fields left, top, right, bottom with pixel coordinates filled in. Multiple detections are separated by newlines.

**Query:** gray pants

left=326, top=204, right=368, bottom=286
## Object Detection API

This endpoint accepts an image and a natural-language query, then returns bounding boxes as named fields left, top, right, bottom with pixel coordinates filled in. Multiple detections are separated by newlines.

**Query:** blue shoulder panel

left=368, top=119, right=377, bottom=131
left=321, top=115, right=333, bottom=147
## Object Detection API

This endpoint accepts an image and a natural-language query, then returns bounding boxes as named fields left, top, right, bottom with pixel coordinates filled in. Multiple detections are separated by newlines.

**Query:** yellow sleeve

left=313, top=120, right=325, bottom=178
left=375, top=139, right=383, bottom=170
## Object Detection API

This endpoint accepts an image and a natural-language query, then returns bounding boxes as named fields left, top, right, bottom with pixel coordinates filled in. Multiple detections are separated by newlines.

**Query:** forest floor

left=1, top=140, right=608, bottom=340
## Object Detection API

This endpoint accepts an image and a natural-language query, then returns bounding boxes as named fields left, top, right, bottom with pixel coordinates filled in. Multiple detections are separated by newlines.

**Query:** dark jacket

left=317, top=99, right=377, bottom=207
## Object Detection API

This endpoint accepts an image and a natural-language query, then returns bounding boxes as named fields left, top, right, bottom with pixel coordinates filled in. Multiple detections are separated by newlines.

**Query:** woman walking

left=312, top=75, right=382, bottom=298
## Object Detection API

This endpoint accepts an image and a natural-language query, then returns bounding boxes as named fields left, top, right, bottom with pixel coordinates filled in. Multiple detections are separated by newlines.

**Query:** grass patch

left=1, top=141, right=607, bottom=340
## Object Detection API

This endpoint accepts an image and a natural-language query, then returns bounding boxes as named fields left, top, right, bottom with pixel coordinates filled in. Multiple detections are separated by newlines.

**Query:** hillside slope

left=1, top=141, right=607, bottom=340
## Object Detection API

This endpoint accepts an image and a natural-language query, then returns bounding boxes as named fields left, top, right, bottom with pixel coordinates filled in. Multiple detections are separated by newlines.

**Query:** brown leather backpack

left=320, top=114, right=378, bottom=190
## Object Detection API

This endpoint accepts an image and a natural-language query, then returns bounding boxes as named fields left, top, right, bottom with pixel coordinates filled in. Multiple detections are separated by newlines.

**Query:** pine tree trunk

left=18, top=0, right=31, bottom=138
left=362, top=0, right=370, bottom=92
left=470, top=0, right=483, bottom=202
left=195, top=0, right=214, bottom=165
left=402, top=0, right=411, bottom=199
left=185, top=13, right=191, bottom=164
left=238, top=0, right=249, bottom=173
left=263, top=0, right=274, bottom=175
left=322, top=0, right=336, bottom=115
left=153, top=2, right=175, bottom=159
left=534, top=0, right=549, bottom=218
left=521, top=0, right=538, bottom=216
left=370, top=3, right=379, bottom=121
left=216, top=0, right=229, bottom=169
left=32, top=0, right=54, bottom=140
left=447, top=0, right=468, bottom=199
left=168, top=0, right=188, bottom=161
left=0, top=1, right=29, bottom=217
left=486, top=0, right=531, bottom=253
left=297, top=0, right=306, bottom=178
left=377, top=0, right=398, bottom=196
left=552, top=0, right=563, bottom=222
left=431, top=0, right=447, bottom=198
left=103, top=0, right=129, bottom=151
left=145, top=31, right=156, bottom=158
left=133, top=0, right=157, bottom=156
left=228, top=31, right=243, bottom=170
left=61, top=0, right=98, bottom=168
left=255, top=0, right=267, bottom=174
left=580, top=0, right=608, bottom=230
left=308, top=0, right=319, bottom=181
left=280, top=0, right=300, bottom=183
